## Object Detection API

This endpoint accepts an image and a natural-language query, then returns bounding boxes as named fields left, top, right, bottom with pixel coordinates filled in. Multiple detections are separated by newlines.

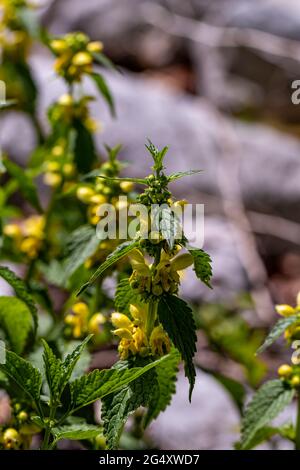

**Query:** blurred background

left=2, top=0, right=300, bottom=449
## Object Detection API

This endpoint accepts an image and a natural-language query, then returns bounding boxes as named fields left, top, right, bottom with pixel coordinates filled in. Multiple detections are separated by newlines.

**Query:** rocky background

left=1, top=0, right=300, bottom=449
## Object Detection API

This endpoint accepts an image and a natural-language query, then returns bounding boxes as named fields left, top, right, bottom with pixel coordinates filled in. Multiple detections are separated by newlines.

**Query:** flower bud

left=76, top=186, right=95, bottom=203
left=88, top=313, right=106, bottom=334
left=90, top=194, right=107, bottom=205
left=120, top=181, right=134, bottom=193
left=278, top=364, right=292, bottom=378
left=113, top=328, right=132, bottom=340
left=58, top=94, right=73, bottom=107
left=43, top=172, right=62, bottom=187
left=291, top=375, right=300, bottom=387
left=171, top=253, right=193, bottom=272
left=72, top=302, right=89, bottom=316
left=3, top=224, right=22, bottom=238
left=111, top=313, right=132, bottom=329
left=3, top=428, right=20, bottom=449
left=87, top=41, right=104, bottom=53
left=72, top=51, right=93, bottom=67
left=62, top=163, right=75, bottom=177
left=275, top=305, right=295, bottom=317
left=50, top=39, right=68, bottom=54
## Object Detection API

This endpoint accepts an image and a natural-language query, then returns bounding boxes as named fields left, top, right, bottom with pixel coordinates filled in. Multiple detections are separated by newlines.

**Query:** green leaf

left=144, top=348, right=180, bottom=427
left=63, top=225, right=100, bottom=278
left=168, top=170, right=202, bottom=182
left=102, top=363, right=158, bottom=449
left=70, top=355, right=168, bottom=410
left=97, top=175, right=147, bottom=185
left=77, top=240, right=139, bottom=295
left=73, top=119, right=97, bottom=173
left=240, top=379, right=295, bottom=449
left=236, top=426, right=279, bottom=450
left=257, top=315, right=299, bottom=354
left=18, top=7, right=42, bottom=40
left=158, top=295, right=197, bottom=400
left=145, top=141, right=168, bottom=174
left=115, top=278, right=137, bottom=314
left=4, top=159, right=42, bottom=212
left=92, top=52, right=118, bottom=71
left=0, top=266, right=38, bottom=336
left=89, top=72, right=115, bottom=117
left=188, top=248, right=212, bottom=288
left=0, top=297, right=32, bottom=354
left=0, top=348, right=42, bottom=403
left=42, top=336, right=92, bottom=404
left=51, top=423, right=100, bottom=445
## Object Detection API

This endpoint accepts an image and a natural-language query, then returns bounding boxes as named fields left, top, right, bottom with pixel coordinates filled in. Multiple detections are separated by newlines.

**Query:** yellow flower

left=3, top=428, right=21, bottom=450
left=76, top=186, right=95, bottom=203
left=275, top=305, right=296, bottom=317
left=43, top=172, right=62, bottom=187
left=88, top=313, right=106, bottom=335
left=120, top=181, right=134, bottom=193
left=72, top=51, right=93, bottom=67
left=291, top=375, right=300, bottom=387
left=50, top=39, right=68, bottom=54
left=72, top=302, right=89, bottom=317
left=111, top=312, right=133, bottom=329
left=58, top=94, right=73, bottom=107
left=87, top=41, right=103, bottom=53
left=20, top=237, right=41, bottom=259
left=62, top=163, right=75, bottom=177
left=278, top=364, right=292, bottom=378
left=3, top=224, right=22, bottom=239
left=23, top=215, right=45, bottom=240
left=150, top=325, right=170, bottom=356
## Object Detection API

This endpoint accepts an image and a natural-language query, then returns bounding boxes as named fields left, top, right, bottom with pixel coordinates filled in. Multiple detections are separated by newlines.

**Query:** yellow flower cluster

left=64, top=302, right=106, bottom=339
left=111, top=304, right=170, bottom=360
left=49, top=94, right=99, bottom=132
left=278, top=364, right=300, bottom=388
left=0, top=400, right=40, bottom=450
left=43, top=159, right=76, bottom=188
left=76, top=172, right=133, bottom=226
left=50, top=32, right=103, bottom=83
left=129, top=248, right=193, bottom=298
left=275, top=292, right=300, bottom=341
left=0, top=0, right=31, bottom=60
left=4, top=215, right=45, bottom=259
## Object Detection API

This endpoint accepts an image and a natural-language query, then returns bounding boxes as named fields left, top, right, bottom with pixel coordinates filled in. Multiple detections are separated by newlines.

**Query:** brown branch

left=141, top=2, right=300, bottom=62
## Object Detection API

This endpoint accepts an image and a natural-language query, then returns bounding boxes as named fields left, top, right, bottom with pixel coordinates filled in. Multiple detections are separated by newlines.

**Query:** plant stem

left=295, top=395, right=300, bottom=450
left=41, top=405, right=57, bottom=450
left=145, top=300, right=157, bottom=339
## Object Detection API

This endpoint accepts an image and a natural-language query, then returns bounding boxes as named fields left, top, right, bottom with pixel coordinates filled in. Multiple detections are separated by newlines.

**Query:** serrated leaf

left=241, top=379, right=295, bottom=449
left=158, top=295, right=197, bottom=400
left=0, top=266, right=38, bottom=336
left=78, top=240, right=139, bottom=295
left=236, top=426, right=279, bottom=450
left=0, top=297, right=32, bottom=354
left=4, top=159, right=42, bottom=212
left=188, top=247, right=212, bottom=288
left=51, top=423, right=100, bottom=445
left=73, top=119, right=97, bottom=173
left=168, top=170, right=202, bottom=182
left=115, top=278, right=137, bottom=314
left=89, top=72, right=115, bottom=117
left=0, top=348, right=42, bottom=403
left=144, top=348, right=180, bottom=427
left=70, top=355, right=168, bottom=410
left=102, top=364, right=157, bottom=449
left=42, top=336, right=92, bottom=404
left=63, top=225, right=100, bottom=278
left=257, top=315, right=299, bottom=354
left=145, top=141, right=168, bottom=174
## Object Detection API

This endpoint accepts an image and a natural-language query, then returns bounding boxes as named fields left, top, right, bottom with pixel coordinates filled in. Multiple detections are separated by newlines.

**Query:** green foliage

left=50, top=424, right=100, bottom=446
left=240, top=380, right=295, bottom=449
left=257, top=315, right=299, bottom=354
left=0, top=266, right=38, bottom=336
left=0, top=349, right=42, bottom=403
left=101, top=361, right=158, bottom=449
left=158, top=295, right=197, bottom=400
left=73, top=119, right=97, bottom=173
left=89, top=72, right=115, bottom=117
left=144, top=348, right=180, bottom=427
left=78, top=240, right=140, bottom=295
left=70, top=355, right=168, bottom=410
left=0, top=297, right=32, bottom=354
left=115, top=277, right=137, bottom=314
left=188, top=248, right=212, bottom=288
left=63, top=225, right=100, bottom=279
